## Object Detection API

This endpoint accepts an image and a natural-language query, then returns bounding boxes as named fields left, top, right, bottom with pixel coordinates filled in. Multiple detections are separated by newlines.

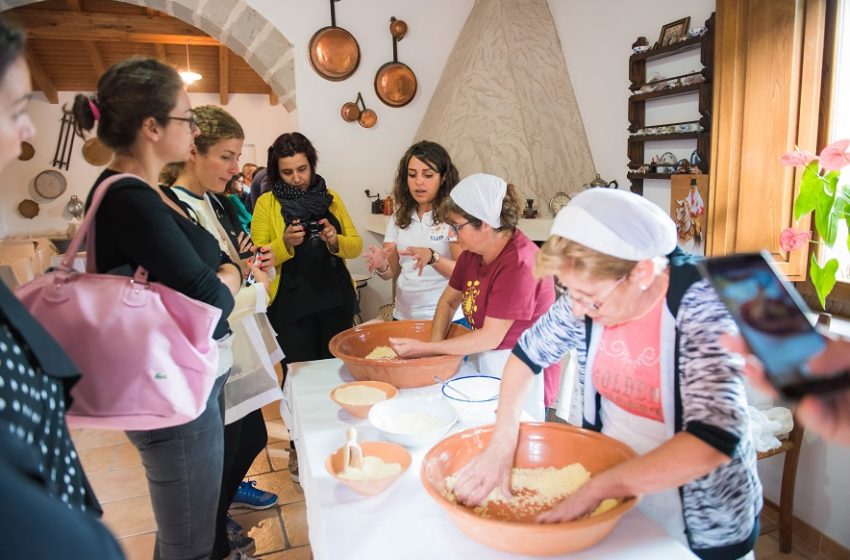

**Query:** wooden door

left=708, top=0, right=827, bottom=280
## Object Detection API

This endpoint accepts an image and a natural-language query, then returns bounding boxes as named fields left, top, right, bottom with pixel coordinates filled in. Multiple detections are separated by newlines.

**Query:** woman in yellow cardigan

left=251, top=132, right=362, bottom=371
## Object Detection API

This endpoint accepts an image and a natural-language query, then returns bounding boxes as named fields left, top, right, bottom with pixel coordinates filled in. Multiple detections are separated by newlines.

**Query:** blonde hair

left=535, top=236, right=638, bottom=280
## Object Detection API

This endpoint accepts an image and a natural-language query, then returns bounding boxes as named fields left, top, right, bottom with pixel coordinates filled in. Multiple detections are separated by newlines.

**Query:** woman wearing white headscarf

left=451, top=188, right=762, bottom=560
left=389, top=173, right=558, bottom=419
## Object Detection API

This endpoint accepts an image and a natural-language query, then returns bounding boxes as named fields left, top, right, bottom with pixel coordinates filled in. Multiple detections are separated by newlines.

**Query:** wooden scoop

left=343, top=427, right=363, bottom=470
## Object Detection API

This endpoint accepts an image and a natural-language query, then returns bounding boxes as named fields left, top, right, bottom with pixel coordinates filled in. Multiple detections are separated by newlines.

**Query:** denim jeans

left=126, top=374, right=227, bottom=560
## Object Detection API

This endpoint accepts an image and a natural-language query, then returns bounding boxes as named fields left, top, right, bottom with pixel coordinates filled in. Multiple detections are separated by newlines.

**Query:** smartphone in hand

left=698, top=251, right=850, bottom=399
left=245, top=249, right=261, bottom=286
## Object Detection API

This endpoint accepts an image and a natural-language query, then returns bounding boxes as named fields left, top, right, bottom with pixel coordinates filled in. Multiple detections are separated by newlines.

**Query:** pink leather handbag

left=15, top=174, right=221, bottom=430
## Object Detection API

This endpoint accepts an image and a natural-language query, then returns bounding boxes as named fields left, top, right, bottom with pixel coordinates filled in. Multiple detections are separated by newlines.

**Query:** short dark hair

left=72, top=57, right=183, bottom=150
left=266, top=132, right=318, bottom=186
left=0, top=18, right=25, bottom=83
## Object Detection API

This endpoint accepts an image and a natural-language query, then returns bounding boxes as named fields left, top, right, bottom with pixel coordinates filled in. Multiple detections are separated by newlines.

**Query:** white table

left=284, top=358, right=698, bottom=560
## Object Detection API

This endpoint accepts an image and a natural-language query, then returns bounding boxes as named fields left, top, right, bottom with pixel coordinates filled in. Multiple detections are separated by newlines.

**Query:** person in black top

left=72, top=59, right=241, bottom=560
left=0, top=19, right=124, bottom=559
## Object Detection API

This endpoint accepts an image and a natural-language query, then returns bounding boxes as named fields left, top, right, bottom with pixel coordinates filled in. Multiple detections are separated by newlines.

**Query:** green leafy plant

left=781, top=139, right=850, bottom=307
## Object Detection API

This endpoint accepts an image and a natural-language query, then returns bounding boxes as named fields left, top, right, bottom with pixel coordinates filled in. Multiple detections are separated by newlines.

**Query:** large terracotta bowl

left=421, top=423, right=640, bottom=556
left=328, top=320, right=469, bottom=388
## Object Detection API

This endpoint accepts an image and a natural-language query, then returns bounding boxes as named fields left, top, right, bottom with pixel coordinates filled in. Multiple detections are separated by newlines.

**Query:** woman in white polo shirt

left=364, top=141, right=462, bottom=320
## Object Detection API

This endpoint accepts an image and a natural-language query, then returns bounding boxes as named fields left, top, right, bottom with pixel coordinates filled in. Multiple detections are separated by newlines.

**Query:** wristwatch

left=428, top=249, right=441, bottom=265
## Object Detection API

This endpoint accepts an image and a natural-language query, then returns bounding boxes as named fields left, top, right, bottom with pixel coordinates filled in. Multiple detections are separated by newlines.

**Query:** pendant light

left=179, top=44, right=202, bottom=85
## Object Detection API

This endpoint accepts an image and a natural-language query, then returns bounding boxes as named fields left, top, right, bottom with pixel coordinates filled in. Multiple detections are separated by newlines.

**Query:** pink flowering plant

left=781, top=139, right=850, bottom=307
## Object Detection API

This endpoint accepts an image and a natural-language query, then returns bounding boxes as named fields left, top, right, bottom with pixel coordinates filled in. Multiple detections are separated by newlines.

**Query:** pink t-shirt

left=449, top=230, right=555, bottom=350
left=592, top=295, right=665, bottom=422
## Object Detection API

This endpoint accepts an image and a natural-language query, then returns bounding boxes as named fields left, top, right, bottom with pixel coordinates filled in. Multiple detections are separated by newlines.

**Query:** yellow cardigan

left=250, top=189, right=362, bottom=304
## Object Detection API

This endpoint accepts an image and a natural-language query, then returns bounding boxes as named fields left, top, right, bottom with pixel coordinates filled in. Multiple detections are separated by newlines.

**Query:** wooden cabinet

left=627, top=15, right=714, bottom=195
left=707, top=0, right=827, bottom=280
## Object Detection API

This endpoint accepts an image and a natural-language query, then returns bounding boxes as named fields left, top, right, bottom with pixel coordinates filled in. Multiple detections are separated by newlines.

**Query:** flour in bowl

left=364, top=346, right=398, bottom=360
left=339, top=456, right=402, bottom=480
left=335, top=385, right=388, bottom=406
left=390, top=412, right=444, bottom=433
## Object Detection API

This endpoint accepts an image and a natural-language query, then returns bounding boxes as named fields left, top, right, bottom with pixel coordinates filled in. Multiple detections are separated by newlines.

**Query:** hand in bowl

left=388, top=336, right=435, bottom=358
left=536, top=483, right=603, bottom=523
left=451, top=443, right=513, bottom=507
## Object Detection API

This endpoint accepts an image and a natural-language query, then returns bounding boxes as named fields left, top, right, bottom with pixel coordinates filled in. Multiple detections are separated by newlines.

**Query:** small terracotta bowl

left=326, top=440, right=411, bottom=496
left=328, top=320, right=469, bottom=388
left=330, top=380, right=398, bottom=419
left=421, top=423, right=640, bottom=556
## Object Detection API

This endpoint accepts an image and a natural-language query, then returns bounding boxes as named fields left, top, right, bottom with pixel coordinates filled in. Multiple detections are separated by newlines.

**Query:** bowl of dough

left=420, top=423, right=639, bottom=556
left=328, top=320, right=469, bottom=388
left=326, top=439, right=412, bottom=496
left=368, top=396, right=458, bottom=447
left=330, top=380, right=398, bottom=419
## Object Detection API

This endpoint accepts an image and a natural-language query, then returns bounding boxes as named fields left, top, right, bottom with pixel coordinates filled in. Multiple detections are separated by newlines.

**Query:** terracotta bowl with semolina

left=328, top=320, right=469, bottom=388
left=420, top=423, right=640, bottom=556
left=326, top=440, right=412, bottom=496
left=330, top=380, right=398, bottom=419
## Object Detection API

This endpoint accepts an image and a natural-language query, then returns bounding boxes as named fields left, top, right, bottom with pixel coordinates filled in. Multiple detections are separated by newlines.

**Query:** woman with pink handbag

left=71, top=59, right=243, bottom=560
left=0, top=19, right=124, bottom=559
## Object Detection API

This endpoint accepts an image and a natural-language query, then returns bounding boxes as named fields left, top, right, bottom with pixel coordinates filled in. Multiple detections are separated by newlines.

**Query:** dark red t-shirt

left=449, top=230, right=555, bottom=350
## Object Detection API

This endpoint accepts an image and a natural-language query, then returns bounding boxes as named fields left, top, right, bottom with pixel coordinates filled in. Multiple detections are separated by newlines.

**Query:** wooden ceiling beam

left=9, top=9, right=219, bottom=45
left=154, top=44, right=167, bottom=62
left=219, top=45, right=229, bottom=105
left=24, top=47, right=58, bottom=104
left=64, top=0, right=106, bottom=78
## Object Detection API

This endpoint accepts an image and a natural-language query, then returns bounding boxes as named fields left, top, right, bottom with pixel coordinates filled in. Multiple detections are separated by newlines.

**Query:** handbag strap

left=60, top=172, right=148, bottom=283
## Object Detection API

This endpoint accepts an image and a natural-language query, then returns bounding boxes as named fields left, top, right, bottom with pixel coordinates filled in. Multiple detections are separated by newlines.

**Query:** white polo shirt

left=384, top=210, right=458, bottom=320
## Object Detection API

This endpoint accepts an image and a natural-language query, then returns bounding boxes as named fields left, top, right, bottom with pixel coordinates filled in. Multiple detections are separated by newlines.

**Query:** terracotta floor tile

left=111, top=442, right=143, bottom=470
left=267, top=441, right=290, bottom=471
left=71, top=428, right=129, bottom=450
left=262, top=400, right=282, bottom=421
left=231, top=508, right=286, bottom=556
left=266, top=419, right=289, bottom=444
left=280, top=501, right=309, bottom=547
left=260, top=545, right=313, bottom=559
left=238, top=469, right=303, bottom=507
left=88, top=465, right=149, bottom=503
left=762, top=550, right=813, bottom=560
left=119, top=531, right=156, bottom=560
left=820, top=535, right=850, bottom=560
left=102, top=495, right=156, bottom=538
left=756, top=534, right=781, bottom=558
left=78, top=444, right=114, bottom=475
left=247, top=449, right=272, bottom=476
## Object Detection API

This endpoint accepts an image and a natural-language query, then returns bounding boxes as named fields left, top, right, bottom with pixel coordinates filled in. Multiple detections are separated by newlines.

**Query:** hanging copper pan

left=308, top=0, right=360, bottom=81
left=82, top=137, right=113, bottom=166
left=374, top=17, right=417, bottom=107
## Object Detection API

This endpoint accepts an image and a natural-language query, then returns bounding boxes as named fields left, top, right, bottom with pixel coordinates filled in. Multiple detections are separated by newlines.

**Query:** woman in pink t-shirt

left=389, top=174, right=558, bottom=418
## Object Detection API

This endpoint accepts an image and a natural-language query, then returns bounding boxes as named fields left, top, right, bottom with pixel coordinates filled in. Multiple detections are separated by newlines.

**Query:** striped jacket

left=513, top=276, right=762, bottom=560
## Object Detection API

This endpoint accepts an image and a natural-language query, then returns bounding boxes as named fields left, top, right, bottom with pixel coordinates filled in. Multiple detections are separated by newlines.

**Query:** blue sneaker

left=232, top=480, right=278, bottom=510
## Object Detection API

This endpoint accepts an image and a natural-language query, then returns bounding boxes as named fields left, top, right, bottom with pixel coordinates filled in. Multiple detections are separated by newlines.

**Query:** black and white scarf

left=271, top=174, right=334, bottom=223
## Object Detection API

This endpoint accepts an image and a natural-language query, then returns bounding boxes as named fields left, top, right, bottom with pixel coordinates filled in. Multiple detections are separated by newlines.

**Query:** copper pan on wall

left=309, top=0, right=360, bottom=81
left=374, top=17, right=417, bottom=107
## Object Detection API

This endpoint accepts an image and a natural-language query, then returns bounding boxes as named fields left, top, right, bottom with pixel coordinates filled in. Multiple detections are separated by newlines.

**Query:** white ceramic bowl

left=440, top=375, right=501, bottom=424
left=368, top=396, right=458, bottom=448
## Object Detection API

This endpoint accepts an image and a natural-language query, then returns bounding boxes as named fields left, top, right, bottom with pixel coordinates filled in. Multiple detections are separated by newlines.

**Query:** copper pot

left=340, top=100, right=361, bottom=122
left=82, top=137, right=113, bottom=166
left=308, top=0, right=360, bottom=81
left=375, top=19, right=417, bottom=107
left=358, top=109, right=377, bottom=129
left=389, top=17, right=407, bottom=40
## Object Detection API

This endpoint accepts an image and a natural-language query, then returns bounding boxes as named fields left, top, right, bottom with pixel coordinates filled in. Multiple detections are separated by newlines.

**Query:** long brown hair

left=392, top=141, right=459, bottom=229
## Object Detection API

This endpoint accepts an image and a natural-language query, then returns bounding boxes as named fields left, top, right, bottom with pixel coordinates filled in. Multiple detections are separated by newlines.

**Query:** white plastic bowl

left=440, top=375, right=501, bottom=424
left=368, top=396, right=457, bottom=448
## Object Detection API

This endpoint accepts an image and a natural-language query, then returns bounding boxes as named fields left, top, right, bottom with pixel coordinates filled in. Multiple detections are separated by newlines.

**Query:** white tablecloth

left=284, top=358, right=698, bottom=560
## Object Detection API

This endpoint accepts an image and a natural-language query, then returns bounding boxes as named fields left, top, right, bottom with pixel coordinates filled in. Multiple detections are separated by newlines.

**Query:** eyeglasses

left=162, top=113, right=198, bottom=132
left=556, top=275, right=627, bottom=311
left=449, top=220, right=473, bottom=235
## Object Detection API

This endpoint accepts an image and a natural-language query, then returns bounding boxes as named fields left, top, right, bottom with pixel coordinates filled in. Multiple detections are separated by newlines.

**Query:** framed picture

left=658, top=17, right=690, bottom=47
left=670, top=174, right=708, bottom=255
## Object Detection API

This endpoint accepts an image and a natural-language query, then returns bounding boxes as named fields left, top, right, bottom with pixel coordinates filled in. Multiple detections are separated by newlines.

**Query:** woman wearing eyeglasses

left=451, top=188, right=762, bottom=560
left=362, top=141, right=463, bottom=320
left=389, top=173, right=558, bottom=418
left=74, top=58, right=241, bottom=560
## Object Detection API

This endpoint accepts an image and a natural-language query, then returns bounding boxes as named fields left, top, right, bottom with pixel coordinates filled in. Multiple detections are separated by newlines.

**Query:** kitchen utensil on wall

left=308, top=0, right=360, bottom=81
left=364, top=189, right=383, bottom=214
left=65, top=195, right=84, bottom=219
left=374, top=17, right=417, bottom=107
left=52, top=109, right=76, bottom=171
left=356, top=94, right=378, bottom=128
left=33, top=169, right=67, bottom=200
left=18, top=141, right=34, bottom=161
left=82, top=137, right=113, bottom=166
left=17, top=199, right=39, bottom=219
left=340, top=92, right=363, bottom=122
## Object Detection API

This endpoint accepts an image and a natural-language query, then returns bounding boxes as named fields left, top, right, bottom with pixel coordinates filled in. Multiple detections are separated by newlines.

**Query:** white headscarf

left=449, top=173, right=507, bottom=229
left=550, top=188, right=677, bottom=260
